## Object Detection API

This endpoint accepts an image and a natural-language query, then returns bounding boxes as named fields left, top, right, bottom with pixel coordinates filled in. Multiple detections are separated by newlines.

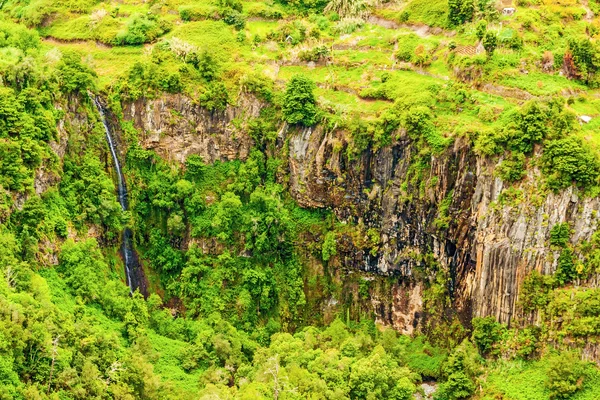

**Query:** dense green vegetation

left=2, top=0, right=600, bottom=398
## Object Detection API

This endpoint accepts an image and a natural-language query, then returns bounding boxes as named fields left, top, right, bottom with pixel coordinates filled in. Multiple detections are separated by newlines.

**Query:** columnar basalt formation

left=124, top=94, right=600, bottom=332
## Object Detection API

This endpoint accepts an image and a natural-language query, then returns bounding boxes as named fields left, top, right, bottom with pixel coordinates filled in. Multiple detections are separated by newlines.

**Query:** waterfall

left=91, top=96, right=146, bottom=296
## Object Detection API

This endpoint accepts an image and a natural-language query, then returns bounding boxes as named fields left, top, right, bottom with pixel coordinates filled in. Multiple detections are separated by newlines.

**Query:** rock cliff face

left=124, top=94, right=600, bottom=333
left=122, top=94, right=259, bottom=163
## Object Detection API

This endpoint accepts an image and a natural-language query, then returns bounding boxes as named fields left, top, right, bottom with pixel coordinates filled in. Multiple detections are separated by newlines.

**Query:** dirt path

left=43, top=36, right=113, bottom=49
left=581, top=0, right=594, bottom=21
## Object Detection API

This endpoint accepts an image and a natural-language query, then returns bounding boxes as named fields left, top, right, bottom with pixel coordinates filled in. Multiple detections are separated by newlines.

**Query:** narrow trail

left=581, top=0, right=594, bottom=21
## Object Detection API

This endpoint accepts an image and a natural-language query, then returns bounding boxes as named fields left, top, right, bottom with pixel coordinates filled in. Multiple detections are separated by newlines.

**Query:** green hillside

left=2, top=0, right=600, bottom=398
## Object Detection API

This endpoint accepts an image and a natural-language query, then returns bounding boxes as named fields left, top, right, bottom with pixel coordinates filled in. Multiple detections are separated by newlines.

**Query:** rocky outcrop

left=128, top=93, right=600, bottom=333
left=123, top=94, right=260, bottom=163
left=284, top=123, right=600, bottom=330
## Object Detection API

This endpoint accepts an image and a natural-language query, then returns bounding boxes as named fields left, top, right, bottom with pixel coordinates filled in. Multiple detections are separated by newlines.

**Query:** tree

left=567, top=37, right=600, bottom=83
left=448, top=0, right=474, bottom=26
left=546, top=352, right=586, bottom=399
left=435, top=340, right=480, bottom=400
left=471, top=317, right=505, bottom=357
left=282, top=75, right=318, bottom=126
left=475, top=20, right=487, bottom=41
left=57, top=50, right=97, bottom=93
left=542, top=136, right=600, bottom=191
left=482, top=32, right=497, bottom=55
left=349, top=346, right=416, bottom=400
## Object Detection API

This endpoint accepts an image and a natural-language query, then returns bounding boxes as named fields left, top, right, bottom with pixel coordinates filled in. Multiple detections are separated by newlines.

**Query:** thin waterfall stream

left=92, top=96, right=147, bottom=296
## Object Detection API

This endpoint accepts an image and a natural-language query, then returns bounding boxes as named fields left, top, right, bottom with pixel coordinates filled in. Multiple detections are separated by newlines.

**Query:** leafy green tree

left=550, top=223, right=570, bottom=247
left=482, top=31, right=497, bottom=55
left=57, top=239, right=106, bottom=302
left=475, top=20, right=487, bottom=41
left=349, top=346, right=416, bottom=400
left=568, top=37, right=600, bottom=84
left=546, top=352, right=587, bottom=399
left=448, top=0, right=474, bottom=26
left=471, top=317, right=505, bottom=357
left=435, top=340, right=480, bottom=400
left=542, top=136, right=600, bottom=191
left=555, top=248, right=576, bottom=285
left=282, top=75, right=318, bottom=126
left=56, top=51, right=96, bottom=93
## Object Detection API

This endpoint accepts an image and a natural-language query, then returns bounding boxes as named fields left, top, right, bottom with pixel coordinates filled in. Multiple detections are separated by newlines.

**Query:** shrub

left=332, top=17, right=365, bottom=34
left=240, top=72, right=274, bottom=101
left=555, top=248, right=576, bottom=286
left=448, top=0, right=474, bottom=26
left=546, top=352, right=586, bottom=399
left=482, top=31, right=497, bottom=55
left=0, top=20, right=40, bottom=51
left=496, top=153, right=526, bottom=182
left=519, top=271, right=553, bottom=313
left=322, top=231, right=337, bottom=262
left=542, top=136, right=600, bottom=191
left=58, top=239, right=105, bottom=302
left=505, top=101, right=546, bottom=153
left=282, top=75, right=318, bottom=126
left=475, top=20, right=486, bottom=41
left=396, top=34, right=420, bottom=62
left=324, top=0, right=367, bottom=18
left=298, top=45, right=330, bottom=62
left=221, top=8, right=246, bottom=30
left=186, top=50, right=219, bottom=80
left=56, top=50, right=97, bottom=93
left=550, top=223, right=570, bottom=247
left=115, top=14, right=172, bottom=45
left=179, top=4, right=219, bottom=21
left=568, top=37, right=600, bottom=84
left=471, top=317, right=505, bottom=357
left=435, top=340, right=480, bottom=400
left=200, top=82, right=230, bottom=112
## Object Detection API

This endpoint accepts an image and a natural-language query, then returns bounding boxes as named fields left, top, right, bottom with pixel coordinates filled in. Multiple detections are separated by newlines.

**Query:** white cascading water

left=91, top=96, right=135, bottom=294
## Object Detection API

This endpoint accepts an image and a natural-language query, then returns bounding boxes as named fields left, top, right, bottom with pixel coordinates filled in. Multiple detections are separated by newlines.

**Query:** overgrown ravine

left=93, top=96, right=148, bottom=296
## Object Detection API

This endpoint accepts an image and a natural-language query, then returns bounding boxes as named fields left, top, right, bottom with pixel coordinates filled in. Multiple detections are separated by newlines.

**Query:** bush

left=56, top=50, right=96, bottom=93
left=282, top=75, right=318, bottom=126
left=115, top=14, right=172, bottom=45
left=546, top=352, right=586, bottom=399
left=568, top=37, right=600, bottom=84
left=221, top=8, right=246, bottom=30
left=496, top=153, right=526, bottom=182
left=482, top=31, right=497, bottom=55
left=519, top=271, right=553, bottom=313
left=298, top=45, right=330, bottom=62
left=555, top=248, right=576, bottom=286
left=435, top=340, right=480, bottom=400
left=58, top=239, right=106, bottom=302
left=550, top=223, right=570, bottom=247
left=0, top=20, right=40, bottom=51
left=471, top=317, right=505, bottom=357
left=395, top=34, right=420, bottom=62
left=448, top=0, right=474, bottom=26
left=200, top=82, right=230, bottom=112
left=179, top=4, right=219, bottom=21
left=542, top=136, right=600, bottom=191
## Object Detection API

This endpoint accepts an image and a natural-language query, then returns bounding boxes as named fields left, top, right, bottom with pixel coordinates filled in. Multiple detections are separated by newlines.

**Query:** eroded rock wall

left=127, top=94, right=600, bottom=332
